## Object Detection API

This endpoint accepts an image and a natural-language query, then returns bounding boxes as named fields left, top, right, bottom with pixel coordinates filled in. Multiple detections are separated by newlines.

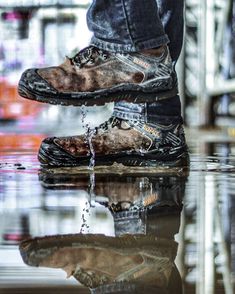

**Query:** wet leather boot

left=18, top=45, right=177, bottom=107
left=38, top=116, right=189, bottom=168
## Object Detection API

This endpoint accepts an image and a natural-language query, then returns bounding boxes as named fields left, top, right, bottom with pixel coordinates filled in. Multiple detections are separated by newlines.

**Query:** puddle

left=0, top=138, right=235, bottom=293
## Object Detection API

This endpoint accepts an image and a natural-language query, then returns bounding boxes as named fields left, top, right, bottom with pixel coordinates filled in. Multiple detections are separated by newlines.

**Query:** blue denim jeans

left=87, top=0, right=184, bottom=124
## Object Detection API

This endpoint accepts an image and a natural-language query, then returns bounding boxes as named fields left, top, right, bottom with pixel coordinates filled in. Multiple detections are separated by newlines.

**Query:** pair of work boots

left=18, top=45, right=189, bottom=168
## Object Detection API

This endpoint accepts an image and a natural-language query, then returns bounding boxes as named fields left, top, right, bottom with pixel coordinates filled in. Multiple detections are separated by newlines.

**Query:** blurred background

left=0, top=0, right=113, bottom=155
left=1, top=1, right=235, bottom=294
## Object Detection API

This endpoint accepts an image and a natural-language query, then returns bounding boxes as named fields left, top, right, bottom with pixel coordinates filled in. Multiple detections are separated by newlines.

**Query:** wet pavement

left=1, top=112, right=235, bottom=294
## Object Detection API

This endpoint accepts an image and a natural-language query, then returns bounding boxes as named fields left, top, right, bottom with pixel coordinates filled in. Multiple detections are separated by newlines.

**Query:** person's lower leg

left=87, top=0, right=169, bottom=52
left=112, top=0, right=185, bottom=125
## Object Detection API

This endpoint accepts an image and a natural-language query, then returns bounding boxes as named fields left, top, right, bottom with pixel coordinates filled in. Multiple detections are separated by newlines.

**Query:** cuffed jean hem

left=113, top=103, right=183, bottom=125
left=90, top=34, right=169, bottom=53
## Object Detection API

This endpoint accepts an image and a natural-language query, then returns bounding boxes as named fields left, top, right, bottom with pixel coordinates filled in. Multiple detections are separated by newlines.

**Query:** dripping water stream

left=79, top=106, right=96, bottom=233
left=81, top=106, right=96, bottom=170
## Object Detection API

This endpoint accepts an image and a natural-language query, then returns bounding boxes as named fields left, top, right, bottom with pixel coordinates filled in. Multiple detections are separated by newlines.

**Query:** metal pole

left=198, top=0, right=210, bottom=125
left=197, top=172, right=206, bottom=294
left=204, top=174, right=215, bottom=294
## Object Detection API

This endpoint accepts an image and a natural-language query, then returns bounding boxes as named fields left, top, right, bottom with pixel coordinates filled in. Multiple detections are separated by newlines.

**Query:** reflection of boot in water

left=39, top=169, right=187, bottom=206
left=93, top=175, right=185, bottom=293
left=20, top=233, right=177, bottom=291
left=20, top=174, right=187, bottom=293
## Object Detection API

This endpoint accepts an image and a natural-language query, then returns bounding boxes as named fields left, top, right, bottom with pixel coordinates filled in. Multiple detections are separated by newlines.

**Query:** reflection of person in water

left=20, top=173, right=187, bottom=293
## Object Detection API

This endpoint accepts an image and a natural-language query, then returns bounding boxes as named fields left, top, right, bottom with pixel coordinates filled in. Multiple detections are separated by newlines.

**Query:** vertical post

left=204, top=174, right=215, bottom=294
left=196, top=172, right=205, bottom=294
left=206, top=0, right=216, bottom=89
left=198, top=0, right=215, bottom=125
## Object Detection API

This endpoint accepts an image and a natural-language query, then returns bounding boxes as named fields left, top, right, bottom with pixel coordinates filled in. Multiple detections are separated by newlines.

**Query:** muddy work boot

left=38, top=117, right=189, bottom=168
left=18, top=45, right=177, bottom=106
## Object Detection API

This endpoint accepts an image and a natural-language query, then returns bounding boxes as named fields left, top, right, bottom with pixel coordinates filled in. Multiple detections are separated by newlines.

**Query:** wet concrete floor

left=0, top=114, right=235, bottom=294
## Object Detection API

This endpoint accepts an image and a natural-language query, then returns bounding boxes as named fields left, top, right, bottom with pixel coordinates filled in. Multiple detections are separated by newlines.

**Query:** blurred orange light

left=0, top=133, right=46, bottom=151
left=0, top=79, right=43, bottom=120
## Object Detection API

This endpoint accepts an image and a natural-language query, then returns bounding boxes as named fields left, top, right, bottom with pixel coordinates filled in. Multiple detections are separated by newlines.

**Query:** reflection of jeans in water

left=87, top=0, right=184, bottom=123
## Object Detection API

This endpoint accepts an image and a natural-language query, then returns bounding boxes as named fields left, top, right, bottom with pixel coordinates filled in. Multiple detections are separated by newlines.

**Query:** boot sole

left=38, top=144, right=190, bottom=170
left=38, top=168, right=189, bottom=194
left=18, top=78, right=178, bottom=107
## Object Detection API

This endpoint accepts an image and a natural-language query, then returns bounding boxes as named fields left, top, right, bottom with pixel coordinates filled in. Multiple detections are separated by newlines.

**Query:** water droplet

left=80, top=199, right=91, bottom=234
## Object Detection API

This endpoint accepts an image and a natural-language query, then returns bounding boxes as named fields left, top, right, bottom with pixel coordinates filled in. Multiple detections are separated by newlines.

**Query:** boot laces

left=95, top=117, right=122, bottom=134
left=70, top=46, right=108, bottom=68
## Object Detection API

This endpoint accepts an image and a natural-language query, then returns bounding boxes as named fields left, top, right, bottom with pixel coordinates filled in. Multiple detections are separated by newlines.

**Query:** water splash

left=88, top=172, right=96, bottom=204
left=81, top=106, right=96, bottom=170
left=80, top=201, right=91, bottom=234
left=87, top=129, right=96, bottom=170
left=79, top=172, right=96, bottom=234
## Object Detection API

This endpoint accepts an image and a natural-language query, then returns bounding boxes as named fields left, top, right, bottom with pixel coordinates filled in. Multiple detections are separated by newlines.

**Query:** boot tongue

left=120, top=120, right=132, bottom=130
